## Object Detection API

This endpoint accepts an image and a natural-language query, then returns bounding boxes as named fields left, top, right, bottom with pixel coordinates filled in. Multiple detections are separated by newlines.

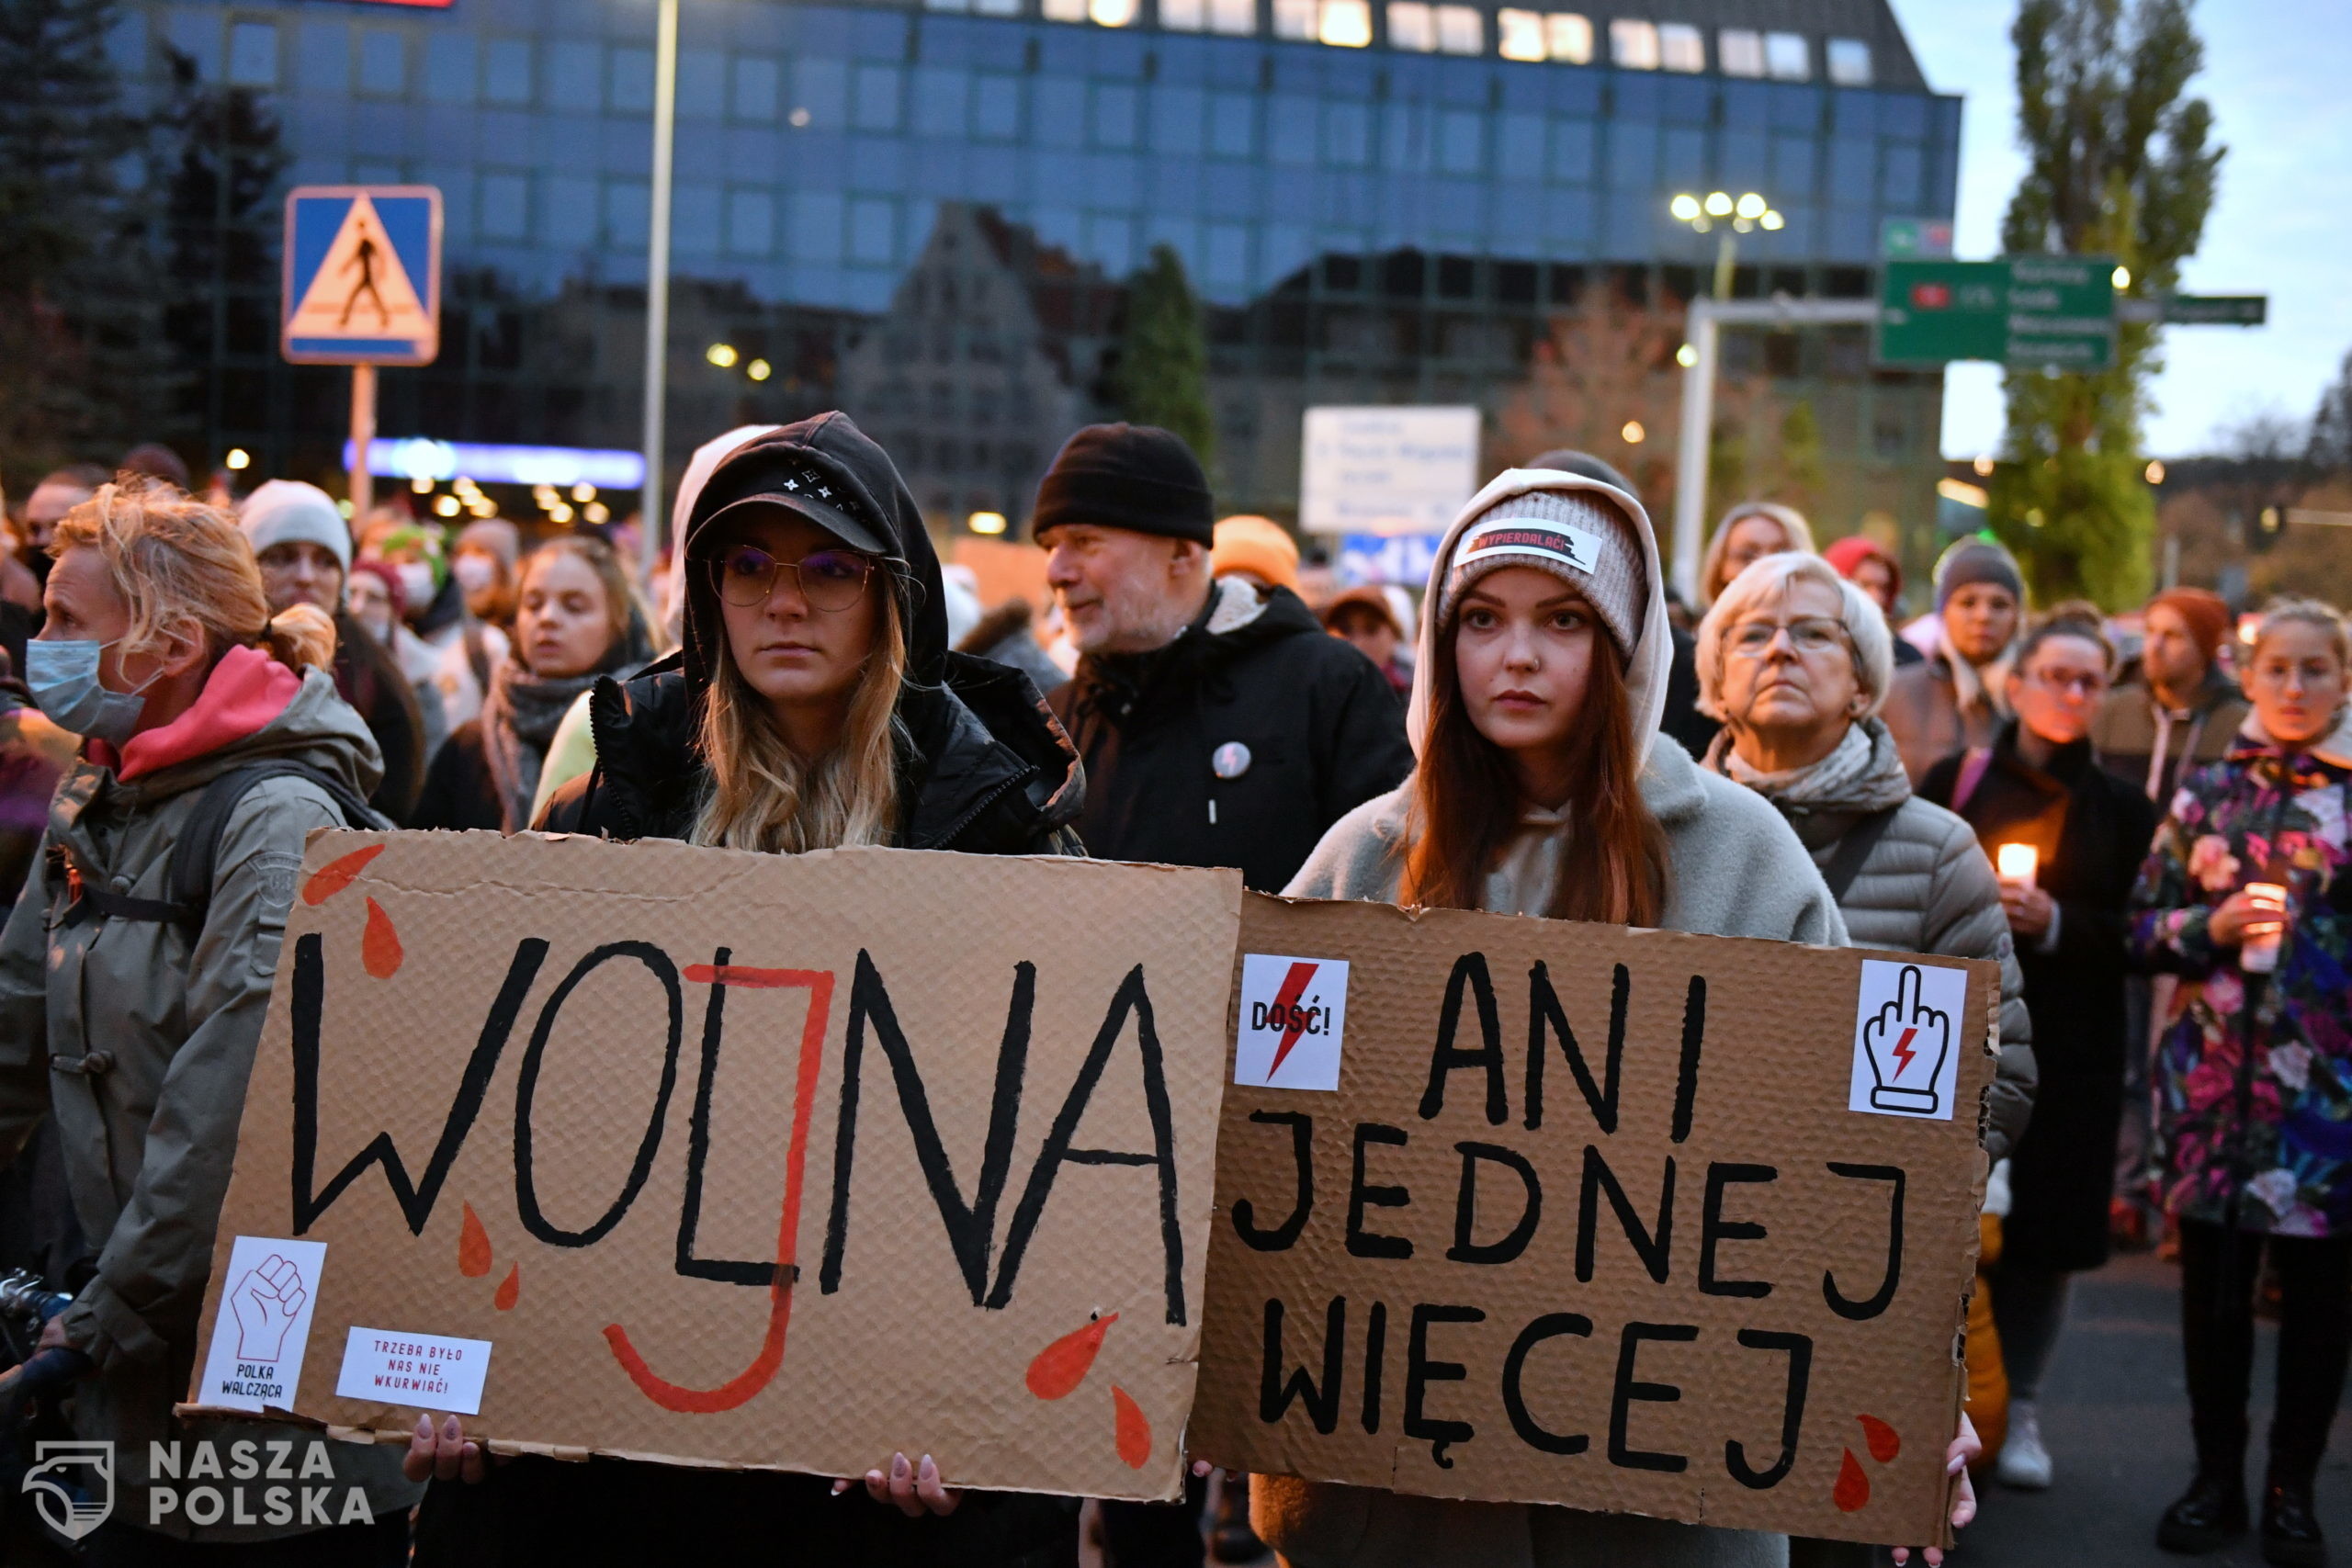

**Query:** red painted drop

left=362, top=897, right=403, bottom=978
left=458, top=1203, right=492, bottom=1278
left=1113, top=1384, right=1151, bottom=1469
left=302, top=844, right=384, bottom=905
left=1834, top=1449, right=1871, bottom=1513
left=1026, top=1314, right=1118, bottom=1401
left=494, top=1264, right=520, bottom=1312
left=1859, top=1414, right=1900, bottom=1464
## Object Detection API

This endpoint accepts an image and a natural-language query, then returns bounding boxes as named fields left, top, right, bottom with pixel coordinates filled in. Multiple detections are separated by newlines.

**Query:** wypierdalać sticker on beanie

left=1458, top=516, right=1604, bottom=574
left=1847, top=958, right=1967, bottom=1122
left=1233, top=953, right=1350, bottom=1091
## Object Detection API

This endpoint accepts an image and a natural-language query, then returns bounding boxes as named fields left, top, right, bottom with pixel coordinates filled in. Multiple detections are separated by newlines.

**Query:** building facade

left=127, top=0, right=1960, bottom=563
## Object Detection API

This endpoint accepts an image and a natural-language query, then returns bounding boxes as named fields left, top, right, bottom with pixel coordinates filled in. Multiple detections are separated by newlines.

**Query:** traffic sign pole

left=639, top=0, right=679, bottom=587
left=350, top=365, right=377, bottom=520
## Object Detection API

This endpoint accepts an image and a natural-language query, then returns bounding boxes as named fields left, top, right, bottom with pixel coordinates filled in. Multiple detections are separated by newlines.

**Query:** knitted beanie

left=2148, top=587, right=2231, bottom=662
left=1436, top=488, right=1647, bottom=658
left=239, top=479, right=353, bottom=573
left=1211, top=514, right=1300, bottom=591
left=1934, top=538, right=2023, bottom=609
left=1030, top=423, right=1214, bottom=546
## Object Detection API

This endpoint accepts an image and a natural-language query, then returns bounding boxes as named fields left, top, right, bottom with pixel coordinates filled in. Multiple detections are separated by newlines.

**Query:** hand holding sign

left=1860, top=964, right=1951, bottom=1115
left=230, top=1255, right=309, bottom=1361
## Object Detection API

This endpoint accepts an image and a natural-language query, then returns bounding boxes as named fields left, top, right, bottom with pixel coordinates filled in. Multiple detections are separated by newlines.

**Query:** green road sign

left=1875, top=256, right=2117, bottom=370
left=2163, top=294, right=2267, bottom=326
left=1879, top=218, right=1954, bottom=258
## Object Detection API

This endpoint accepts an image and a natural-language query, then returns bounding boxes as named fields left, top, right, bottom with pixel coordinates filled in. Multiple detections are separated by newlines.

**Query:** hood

left=2238, top=703, right=2352, bottom=772
left=664, top=423, right=783, bottom=647
left=65, top=661, right=382, bottom=818
left=675, top=412, right=944, bottom=697
left=1408, top=468, right=1670, bottom=768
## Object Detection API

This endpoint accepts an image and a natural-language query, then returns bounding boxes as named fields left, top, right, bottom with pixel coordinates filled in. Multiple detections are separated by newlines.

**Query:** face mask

left=452, top=556, right=498, bottom=596
left=396, top=563, right=436, bottom=610
left=26, top=639, right=149, bottom=747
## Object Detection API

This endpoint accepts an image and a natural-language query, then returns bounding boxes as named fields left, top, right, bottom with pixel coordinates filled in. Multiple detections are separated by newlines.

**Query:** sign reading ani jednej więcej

left=184, top=833, right=1992, bottom=1539
left=1193, top=895, right=1996, bottom=1547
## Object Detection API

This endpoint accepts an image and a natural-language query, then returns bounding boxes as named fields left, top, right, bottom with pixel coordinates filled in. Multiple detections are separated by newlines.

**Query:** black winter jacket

left=1049, top=577, right=1410, bottom=892
left=435, top=413, right=1082, bottom=1568
left=1923, top=724, right=2156, bottom=1271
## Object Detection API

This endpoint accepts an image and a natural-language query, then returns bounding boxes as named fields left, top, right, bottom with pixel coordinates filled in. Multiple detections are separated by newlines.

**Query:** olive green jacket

left=0, top=670, right=421, bottom=1540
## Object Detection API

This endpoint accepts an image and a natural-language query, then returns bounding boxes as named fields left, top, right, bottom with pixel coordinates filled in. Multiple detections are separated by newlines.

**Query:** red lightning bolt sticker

left=1891, top=1026, right=1918, bottom=1077
left=1264, top=962, right=1320, bottom=1080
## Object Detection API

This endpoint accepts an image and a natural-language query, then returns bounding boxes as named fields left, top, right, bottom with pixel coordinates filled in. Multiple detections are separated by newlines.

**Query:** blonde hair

left=1694, top=551, right=1894, bottom=721
left=688, top=590, right=908, bottom=853
left=1702, top=500, right=1816, bottom=603
left=51, top=478, right=335, bottom=673
left=2253, top=596, right=2351, bottom=667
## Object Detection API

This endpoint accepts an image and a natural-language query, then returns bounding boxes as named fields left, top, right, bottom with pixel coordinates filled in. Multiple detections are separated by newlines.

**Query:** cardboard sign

left=1192, top=896, right=1996, bottom=1546
left=185, top=832, right=1242, bottom=1502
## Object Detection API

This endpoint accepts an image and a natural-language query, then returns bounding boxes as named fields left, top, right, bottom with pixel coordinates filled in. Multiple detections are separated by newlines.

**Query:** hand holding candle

left=1995, top=844, right=2053, bottom=940
left=2240, top=882, right=2288, bottom=973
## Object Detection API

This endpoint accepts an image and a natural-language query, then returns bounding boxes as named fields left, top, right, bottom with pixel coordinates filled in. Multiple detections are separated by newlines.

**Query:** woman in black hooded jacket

left=410, top=414, right=1085, bottom=1568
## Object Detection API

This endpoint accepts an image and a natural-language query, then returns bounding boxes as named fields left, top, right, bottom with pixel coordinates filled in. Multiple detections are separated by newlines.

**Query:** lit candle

left=1996, top=844, right=2039, bottom=886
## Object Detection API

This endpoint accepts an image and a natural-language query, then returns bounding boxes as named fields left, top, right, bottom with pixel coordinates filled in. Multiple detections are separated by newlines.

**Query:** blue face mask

left=24, top=640, right=149, bottom=748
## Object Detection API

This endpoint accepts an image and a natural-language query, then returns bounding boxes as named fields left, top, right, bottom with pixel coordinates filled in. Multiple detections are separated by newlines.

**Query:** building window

left=479, top=174, right=530, bottom=242
left=356, top=29, right=403, bottom=96
left=726, top=190, right=775, bottom=255
left=484, top=40, right=533, bottom=106
left=1320, top=0, right=1372, bottom=48
left=1765, top=31, right=1808, bottom=80
left=1044, top=0, right=1086, bottom=22
left=1497, top=9, right=1544, bottom=62
left=1657, top=22, right=1702, bottom=72
left=1718, top=28, right=1762, bottom=77
left=1546, top=13, right=1593, bottom=62
left=975, top=73, right=1021, bottom=137
left=226, top=22, right=277, bottom=88
left=1386, top=2, right=1434, bottom=51
left=1272, top=0, right=1314, bottom=38
left=1091, top=0, right=1140, bottom=27
left=1826, top=38, right=1871, bottom=85
left=1436, top=6, right=1483, bottom=54
left=854, top=64, right=902, bottom=130
left=1162, top=0, right=1205, bottom=28
left=1610, top=18, right=1658, bottom=69
left=1165, top=0, right=1257, bottom=32
left=733, top=57, right=780, bottom=120
left=851, top=198, right=897, bottom=265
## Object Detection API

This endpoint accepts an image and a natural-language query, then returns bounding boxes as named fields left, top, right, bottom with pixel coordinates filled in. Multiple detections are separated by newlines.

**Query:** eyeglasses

left=707, top=544, right=876, bottom=612
left=1726, top=616, right=1850, bottom=660
left=2025, top=668, right=2108, bottom=697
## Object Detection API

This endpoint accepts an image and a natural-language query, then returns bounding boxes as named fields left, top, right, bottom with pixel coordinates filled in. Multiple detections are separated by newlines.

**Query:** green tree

left=1115, top=243, right=1215, bottom=468
left=1990, top=0, right=2222, bottom=607
left=0, top=0, right=144, bottom=484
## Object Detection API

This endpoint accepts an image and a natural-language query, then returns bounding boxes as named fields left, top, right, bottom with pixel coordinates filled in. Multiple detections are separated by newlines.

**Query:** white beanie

left=239, top=480, right=353, bottom=574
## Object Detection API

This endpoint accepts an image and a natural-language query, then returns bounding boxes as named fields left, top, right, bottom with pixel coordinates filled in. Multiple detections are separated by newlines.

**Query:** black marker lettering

left=1577, top=1146, right=1675, bottom=1283
left=1420, top=953, right=1506, bottom=1124
left=1698, top=1163, right=1777, bottom=1299
left=1404, top=1303, right=1484, bottom=1468
left=1232, top=1111, right=1314, bottom=1252
left=1822, top=1163, right=1905, bottom=1320
left=1609, top=1322, right=1697, bottom=1472
left=1448, top=1142, right=1542, bottom=1265
left=1502, top=1312, right=1591, bottom=1455
left=1524, top=961, right=1624, bottom=1134
left=1724, top=1329, right=1812, bottom=1489
left=1346, top=1123, right=1414, bottom=1259
left=1260, top=1296, right=1346, bottom=1434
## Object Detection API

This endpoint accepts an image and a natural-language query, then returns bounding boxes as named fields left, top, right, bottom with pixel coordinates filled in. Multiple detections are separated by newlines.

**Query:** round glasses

left=1726, top=616, right=1850, bottom=660
left=707, top=544, right=876, bottom=612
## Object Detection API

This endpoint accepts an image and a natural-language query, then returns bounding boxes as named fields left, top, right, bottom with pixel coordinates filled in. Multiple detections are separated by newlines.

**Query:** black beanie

left=1030, top=423, right=1214, bottom=546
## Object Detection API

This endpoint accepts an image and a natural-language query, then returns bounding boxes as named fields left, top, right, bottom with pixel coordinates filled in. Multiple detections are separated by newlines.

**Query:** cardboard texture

left=185, top=831, right=1243, bottom=1502
left=1193, top=895, right=1996, bottom=1546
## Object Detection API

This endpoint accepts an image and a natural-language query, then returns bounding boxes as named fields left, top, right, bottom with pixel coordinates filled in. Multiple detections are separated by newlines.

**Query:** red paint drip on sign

left=1834, top=1449, right=1871, bottom=1512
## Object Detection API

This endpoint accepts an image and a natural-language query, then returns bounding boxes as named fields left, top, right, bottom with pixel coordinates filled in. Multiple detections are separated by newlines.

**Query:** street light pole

left=1668, top=296, right=1880, bottom=605
left=639, top=0, right=679, bottom=585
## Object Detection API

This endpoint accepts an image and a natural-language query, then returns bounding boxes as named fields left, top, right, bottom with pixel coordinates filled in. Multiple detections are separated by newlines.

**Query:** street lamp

left=1669, top=190, right=1783, bottom=299
left=639, top=0, right=681, bottom=586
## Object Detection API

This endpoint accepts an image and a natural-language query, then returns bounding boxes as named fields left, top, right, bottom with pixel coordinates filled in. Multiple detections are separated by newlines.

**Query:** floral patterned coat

left=2131, top=720, right=2352, bottom=1236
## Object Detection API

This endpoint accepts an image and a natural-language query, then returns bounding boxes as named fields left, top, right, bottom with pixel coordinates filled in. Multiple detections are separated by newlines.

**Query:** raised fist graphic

left=229, top=1254, right=308, bottom=1362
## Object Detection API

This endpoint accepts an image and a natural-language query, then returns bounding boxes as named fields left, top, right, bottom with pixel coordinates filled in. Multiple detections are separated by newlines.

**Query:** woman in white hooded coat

left=1265, top=468, right=1973, bottom=1568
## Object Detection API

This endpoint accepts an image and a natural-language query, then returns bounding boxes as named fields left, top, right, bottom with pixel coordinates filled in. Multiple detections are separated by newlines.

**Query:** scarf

left=480, top=660, right=605, bottom=832
left=1947, top=640, right=2015, bottom=727
left=1705, top=716, right=1913, bottom=815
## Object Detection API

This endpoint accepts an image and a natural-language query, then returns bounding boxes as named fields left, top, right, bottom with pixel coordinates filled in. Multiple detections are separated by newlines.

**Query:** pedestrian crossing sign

left=281, top=186, right=442, bottom=366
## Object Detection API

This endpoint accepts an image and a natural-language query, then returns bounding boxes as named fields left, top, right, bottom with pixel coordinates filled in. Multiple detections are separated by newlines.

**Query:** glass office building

left=126, top=0, right=1959, bottom=556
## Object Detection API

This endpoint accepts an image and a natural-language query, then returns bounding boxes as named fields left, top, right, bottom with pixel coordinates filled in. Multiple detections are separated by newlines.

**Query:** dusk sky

left=1885, top=0, right=2352, bottom=459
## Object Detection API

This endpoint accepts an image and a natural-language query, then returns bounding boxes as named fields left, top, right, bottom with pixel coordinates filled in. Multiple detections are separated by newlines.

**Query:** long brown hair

left=1401, top=604, right=1668, bottom=926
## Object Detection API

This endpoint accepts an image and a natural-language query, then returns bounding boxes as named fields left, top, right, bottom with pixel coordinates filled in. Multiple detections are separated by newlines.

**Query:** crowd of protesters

left=0, top=420, right=2344, bottom=1568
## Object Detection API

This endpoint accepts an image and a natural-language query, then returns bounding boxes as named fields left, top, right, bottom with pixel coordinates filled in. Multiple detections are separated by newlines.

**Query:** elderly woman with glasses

left=1919, top=613, right=2156, bottom=1495
left=1697, top=552, right=2035, bottom=1154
